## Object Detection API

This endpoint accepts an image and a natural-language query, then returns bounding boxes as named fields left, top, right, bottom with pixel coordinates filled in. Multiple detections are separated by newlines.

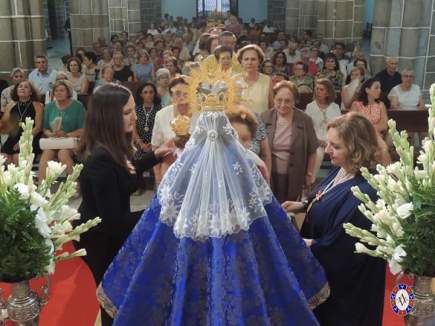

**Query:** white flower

left=30, top=192, right=48, bottom=211
left=355, top=242, right=372, bottom=254
left=47, top=257, right=55, bottom=274
left=46, top=161, right=65, bottom=180
left=35, top=208, right=51, bottom=238
left=396, top=203, right=413, bottom=219
left=388, top=258, right=403, bottom=275
left=59, top=205, right=80, bottom=222
left=393, top=245, right=407, bottom=262
left=386, top=162, right=402, bottom=176
left=14, top=183, right=31, bottom=200
left=391, top=221, right=404, bottom=237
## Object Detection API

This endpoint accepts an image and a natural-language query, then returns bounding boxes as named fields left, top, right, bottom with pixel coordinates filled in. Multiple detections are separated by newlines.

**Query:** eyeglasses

left=402, top=74, right=414, bottom=78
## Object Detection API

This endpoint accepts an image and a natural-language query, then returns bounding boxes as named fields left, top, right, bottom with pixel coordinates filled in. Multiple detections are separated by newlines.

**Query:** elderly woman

left=0, top=80, right=43, bottom=164
left=289, top=61, right=314, bottom=94
left=305, top=79, right=342, bottom=178
left=38, top=80, right=85, bottom=183
left=151, top=77, right=191, bottom=186
left=282, top=113, right=386, bottom=326
left=237, top=44, right=274, bottom=114
left=262, top=80, right=318, bottom=203
left=156, top=68, right=171, bottom=107
left=388, top=68, right=425, bottom=110
left=1, top=67, right=25, bottom=111
left=66, top=56, right=89, bottom=95
left=214, top=45, right=234, bottom=73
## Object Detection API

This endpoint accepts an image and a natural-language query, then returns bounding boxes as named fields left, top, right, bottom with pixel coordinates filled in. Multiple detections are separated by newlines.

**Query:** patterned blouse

left=316, top=69, right=344, bottom=95
left=250, top=113, right=267, bottom=155
left=135, top=103, right=161, bottom=158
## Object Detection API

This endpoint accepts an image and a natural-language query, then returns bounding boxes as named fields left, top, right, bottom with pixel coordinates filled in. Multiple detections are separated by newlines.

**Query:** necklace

left=17, top=101, right=32, bottom=122
left=143, top=104, right=153, bottom=132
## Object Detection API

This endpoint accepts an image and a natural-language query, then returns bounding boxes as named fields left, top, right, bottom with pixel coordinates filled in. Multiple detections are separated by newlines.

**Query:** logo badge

left=390, top=283, right=415, bottom=316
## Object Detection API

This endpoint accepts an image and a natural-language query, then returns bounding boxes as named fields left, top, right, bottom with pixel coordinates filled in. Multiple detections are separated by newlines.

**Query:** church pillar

left=108, top=0, right=142, bottom=38
left=0, top=0, right=46, bottom=80
left=268, top=0, right=286, bottom=31
left=370, top=0, right=433, bottom=90
left=316, top=0, right=364, bottom=45
left=140, top=0, right=162, bottom=29
left=70, top=0, right=109, bottom=51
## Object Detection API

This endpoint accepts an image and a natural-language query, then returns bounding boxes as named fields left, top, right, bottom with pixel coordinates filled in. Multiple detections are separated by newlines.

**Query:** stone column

left=316, top=0, right=364, bottom=45
left=70, top=0, right=109, bottom=51
left=370, top=0, right=433, bottom=91
left=140, top=0, right=162, bottom=29
left=268, top=0, right=286, bottom=31
left=298, top=0, right=317, bottom=35
left=108, top=0, right=142, bottom=37
left=0, top=0, right=46, bottom=80
left=285, top=0, right=299, bottom=36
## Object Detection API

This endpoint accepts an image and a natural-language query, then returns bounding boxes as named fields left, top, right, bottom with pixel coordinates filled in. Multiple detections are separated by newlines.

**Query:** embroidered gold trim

left=96, top=285, right=117, bottom=319
left=308, top=282, right=330, bottom=309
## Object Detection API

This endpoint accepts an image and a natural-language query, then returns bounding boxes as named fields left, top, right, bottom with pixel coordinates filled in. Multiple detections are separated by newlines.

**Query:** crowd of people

left=0, top=13, right=428, bottom=325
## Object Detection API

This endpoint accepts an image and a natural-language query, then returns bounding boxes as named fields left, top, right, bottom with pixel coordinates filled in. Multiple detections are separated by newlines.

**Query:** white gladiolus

left=393, top=245, right=407, bottom=262
left=386, top=162, right=402, bottom=176
left=35, top=208, right=51, bottom=238
left=59, top=205, right=80, bottom=222
left=46, top=161, right=65, bottom=180
left=355, top=242, right=372, bottom=254
left=14, top=183, right=31, bottom=200
left=388, top=258, right=403, bottom=275
left=30, top=191, right=48, bottom=211
left=396, top=203, right=413, bottom=219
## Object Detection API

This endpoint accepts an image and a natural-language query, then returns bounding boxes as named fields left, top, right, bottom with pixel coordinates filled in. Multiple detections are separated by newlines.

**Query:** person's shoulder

left=155, top=104, right=173, bottom=118
left=261, top=108, right=275, bottom=121
left=28, top=69, right=38, bottom=78
left=412, top=84, right=421, bottom=93
left=305, top=101, right=317, bottom=113
left=259, top=73, right=270, bottom=83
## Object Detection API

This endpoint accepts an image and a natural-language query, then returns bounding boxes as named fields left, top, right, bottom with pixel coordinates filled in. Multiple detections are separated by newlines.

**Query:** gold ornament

left=170, top=115, right=191, bottom=136
left=185, top=65, right=237, bottom=112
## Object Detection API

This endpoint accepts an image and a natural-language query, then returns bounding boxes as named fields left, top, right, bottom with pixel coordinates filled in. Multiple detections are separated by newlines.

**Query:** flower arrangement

left=343, top=87, right=435, bottom=277
left=0, top=118, right=100, bottom=282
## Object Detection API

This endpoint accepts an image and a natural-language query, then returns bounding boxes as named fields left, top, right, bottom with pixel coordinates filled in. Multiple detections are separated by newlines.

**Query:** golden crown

left=186, top=66, right=236, bottom=112
left=170, top=115, right=191, bottom=136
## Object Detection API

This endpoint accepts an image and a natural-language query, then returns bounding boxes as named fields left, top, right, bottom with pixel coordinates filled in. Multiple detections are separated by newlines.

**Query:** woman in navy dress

left=283, top=112, right=386, bottom=326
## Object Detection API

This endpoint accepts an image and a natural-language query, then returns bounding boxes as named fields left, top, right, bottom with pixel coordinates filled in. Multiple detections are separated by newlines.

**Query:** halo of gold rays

left=184, top=65, right=237, bottom=113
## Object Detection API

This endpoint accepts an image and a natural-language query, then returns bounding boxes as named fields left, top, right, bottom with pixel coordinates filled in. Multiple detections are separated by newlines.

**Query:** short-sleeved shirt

left=388, top=84, right=421, bottom=109
left=151, top=105, right=177, bottom=147
left=43, top=99, right=85, bottom=133
left=305, top=101, right=342, bottom=142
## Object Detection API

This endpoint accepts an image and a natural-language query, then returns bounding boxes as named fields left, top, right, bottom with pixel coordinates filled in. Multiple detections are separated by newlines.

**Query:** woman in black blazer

left=75, top=84, right=173, bottom=325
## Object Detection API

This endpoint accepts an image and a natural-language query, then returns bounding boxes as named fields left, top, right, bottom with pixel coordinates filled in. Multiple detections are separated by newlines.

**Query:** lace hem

left=308, top=282, right=330, bottom=309
left=97, top=284, right=117, bottom=319
left=157, top=111, right=273, bottom=241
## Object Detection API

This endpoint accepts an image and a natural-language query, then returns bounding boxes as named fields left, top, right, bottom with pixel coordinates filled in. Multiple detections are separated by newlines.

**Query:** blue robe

left=301, top=168, right=386, bottom=326
left=97, top=196, right=329, bottom=325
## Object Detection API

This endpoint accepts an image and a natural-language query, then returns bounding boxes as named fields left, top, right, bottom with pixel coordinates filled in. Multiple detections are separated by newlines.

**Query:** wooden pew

left=387, top=108, right=428, bottom=133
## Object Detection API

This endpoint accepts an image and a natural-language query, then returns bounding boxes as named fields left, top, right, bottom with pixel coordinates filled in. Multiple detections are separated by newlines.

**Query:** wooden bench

left=387, top=108, right=428, bottom=133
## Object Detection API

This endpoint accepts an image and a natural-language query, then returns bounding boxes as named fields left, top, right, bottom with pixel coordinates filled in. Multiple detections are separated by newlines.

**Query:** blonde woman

left=305, top=79, right=342, bottom=178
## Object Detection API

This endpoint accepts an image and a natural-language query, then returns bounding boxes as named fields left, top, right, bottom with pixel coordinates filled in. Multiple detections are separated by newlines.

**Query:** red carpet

left=0, top=242, right=410, bottom=326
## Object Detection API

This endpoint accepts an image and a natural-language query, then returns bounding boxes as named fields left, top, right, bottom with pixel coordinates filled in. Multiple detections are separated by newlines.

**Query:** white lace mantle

left=157, top=111, right=273, bottom=241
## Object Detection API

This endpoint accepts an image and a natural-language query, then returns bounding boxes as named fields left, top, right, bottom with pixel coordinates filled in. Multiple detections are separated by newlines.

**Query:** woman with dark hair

left=283, top=113, right=386, bottom=326
left=351, top=78, right=388, bottom=137
left=83, top=51, right=99, bottom=82
left=316, top=53, right=344, bottom=99
left=133, top=82, right=161, bottom=159
left=272, top=50, right=288, bottom=75
left=113, top=51, right=135, bottom=82
left=66, top=56, right=89, bottom=94
left=76, top=84, right=173, bottom=325
left=0, top=80, right=43, bottom=164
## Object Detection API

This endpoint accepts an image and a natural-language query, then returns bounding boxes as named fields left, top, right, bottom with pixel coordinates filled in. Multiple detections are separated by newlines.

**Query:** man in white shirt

left=283, top=41, right=301, bottom=64
left=28, top=55, right=57, bottom=97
